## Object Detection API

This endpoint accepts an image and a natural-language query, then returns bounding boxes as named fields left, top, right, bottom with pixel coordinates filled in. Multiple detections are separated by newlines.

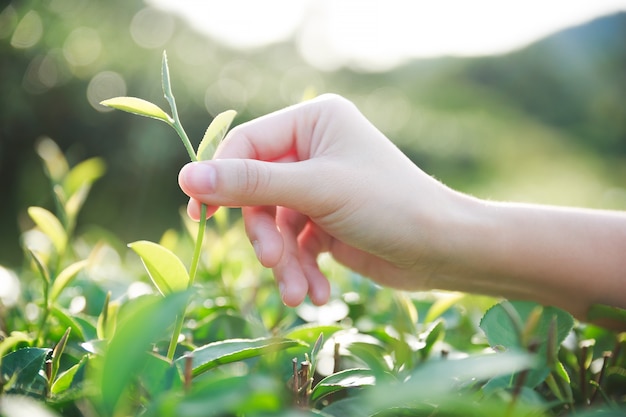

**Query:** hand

left=179, top=94, right=626, bottom=325
left=178, top=94, right=459, bottom=307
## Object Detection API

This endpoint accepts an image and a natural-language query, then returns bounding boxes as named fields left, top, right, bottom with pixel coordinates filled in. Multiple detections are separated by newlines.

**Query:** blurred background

left=1, top=0, right=626, bottom=268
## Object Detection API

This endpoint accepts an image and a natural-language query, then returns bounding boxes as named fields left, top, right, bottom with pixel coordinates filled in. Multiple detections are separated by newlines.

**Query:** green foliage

left=1, top=138, right=626, bottom=416
left=2, top=41, right=626, bottom=417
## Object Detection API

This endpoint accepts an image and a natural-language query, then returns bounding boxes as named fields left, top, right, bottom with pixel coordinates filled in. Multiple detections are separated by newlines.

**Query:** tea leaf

left=99, top=292, right=190, bottom=416
left=28, top=206, right=67, bottom=255
left=128, top=240, right=189, bottom=295
left=50, top=327, right=71, bottom=384
left=177, top=337, right=305, bottom=377
left=587, top=303, right=626, bottom=324
left=63, top=157, right=106, bottom=198
left=0, top=347, right=51, bottom=397
left=480, top=300, right=573, bottom=388
left=51, top=355, right=88, bottom=395
left=197, top=109, right=237, bottom=161
left=51, top=307, right=87, bottom=342
left=36, top=137, right=69, bottom=184
left=27, top=248, right=50, bottom=284
left=0, top=331, right=33, bottom=358
left=310, top=368, right=376, bottom=403
left=49, top=260, right=88, bottom=302
left=100, top=97, right=172, bottom=124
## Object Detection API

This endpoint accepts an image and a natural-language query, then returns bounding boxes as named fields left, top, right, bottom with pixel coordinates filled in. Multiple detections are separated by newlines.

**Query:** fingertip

left=187, top=198, right=201, bottom=221
left=187, top=198, right=219, bottom=221
left=279, top=279, right=309, bottom=307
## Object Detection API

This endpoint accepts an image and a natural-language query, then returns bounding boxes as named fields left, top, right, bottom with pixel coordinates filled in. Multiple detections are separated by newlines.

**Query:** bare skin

left=178, top=94, right=626, bottom=323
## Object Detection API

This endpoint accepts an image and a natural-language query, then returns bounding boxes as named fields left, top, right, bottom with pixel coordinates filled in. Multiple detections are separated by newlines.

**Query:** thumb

left=178, top=159, right=325, bottom=214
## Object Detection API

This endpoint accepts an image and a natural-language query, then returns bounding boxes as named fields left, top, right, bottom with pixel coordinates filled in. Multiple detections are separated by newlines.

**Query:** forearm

left=434, top=193, right=626, bottom=321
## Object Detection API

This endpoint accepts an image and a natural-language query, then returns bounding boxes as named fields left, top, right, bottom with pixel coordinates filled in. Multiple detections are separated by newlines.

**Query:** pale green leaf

left=100, top=97, right=172, bottom=124
left=35, top=137, right=69, bottom=183
left=28, top=206, right=67, bottom=255
left=50, top=260, right=88, bottom=302
left=128, top=240, right=189, bottom=295
left=27, top=248, right=50, bottom=284
left=63, top=157, right=106, bottom=198
left=197, top=109, right=237, bottom=161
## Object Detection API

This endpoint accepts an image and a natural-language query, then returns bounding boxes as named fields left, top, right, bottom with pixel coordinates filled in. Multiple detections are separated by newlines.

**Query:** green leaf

left=420, top=318, right=445, bottom=359
left=480, top=301, right=573, bottom=351
left=36, top=137, right=69, bottom=184
left=1, top=347, right=51, bottom=397
left=587, top=303, right=626, bottom=324
left=424, top=292, right=465, bottom=324
left=100, top=97, right=172, bottom=124
left=50, top=327, right=71, bottom=384
left=370, top=351, right=535, bottom=411
left=51, top=355, right=88, bottom=395
left=197, top=109, right=237, bottom=161
left=128, top=240, right=189, bottom=295
left=98, top=292, right=190, bottom=416
left=49, top=260, right=88, bottom=302
left=28, top=206, right=67, bottom=255
left=27, top=248, right=50, bottom=285
left=0, top=331, right=33, bottom=358
left=310, top=368, right=376, bottom=403
left=50, top=307, right=86, bottom=342
left=283, top=324, right=343, bottom=345
left=177, top=337, right=305, bottom=377
left=63, top=157, right=106, bottom=198
left=479, top=300, right=574, bottom=388
left=140, top=353, right=183, bottom=398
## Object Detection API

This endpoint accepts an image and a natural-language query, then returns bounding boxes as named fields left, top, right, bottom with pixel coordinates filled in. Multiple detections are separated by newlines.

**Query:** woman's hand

left=178, top=94, right=459, bottom=306
left=179, top=93, right=626, bottom=325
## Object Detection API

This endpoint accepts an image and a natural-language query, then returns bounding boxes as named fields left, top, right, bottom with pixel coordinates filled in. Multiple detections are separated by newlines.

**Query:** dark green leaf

left=310, top=368, right=376, bottom=403
left=1, top=347, right=51, bottom=397
left=177, top=337, right=305, bottom=377
left=479, top=300, right=573, bottom=388
left=139, top=352, right=183, bottom=398
left=587, top=303, right=626, bottom=324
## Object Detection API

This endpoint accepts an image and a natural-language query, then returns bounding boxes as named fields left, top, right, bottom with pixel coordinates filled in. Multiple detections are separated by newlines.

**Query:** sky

left=147, top=0, right=626, bottom=71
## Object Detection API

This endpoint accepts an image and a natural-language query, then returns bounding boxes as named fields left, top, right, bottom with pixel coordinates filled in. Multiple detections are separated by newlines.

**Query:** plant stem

left=188, top=204, right=207, bottom=286
left=171, top=119, right=197, bottom=162
left=167, top=313, right=185, bottom=360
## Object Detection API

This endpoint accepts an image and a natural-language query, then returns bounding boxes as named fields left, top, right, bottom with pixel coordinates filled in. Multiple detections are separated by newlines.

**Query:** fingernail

left=278, top=282, right=286, bottom=299
left=182, top=163, right=216, bottom=193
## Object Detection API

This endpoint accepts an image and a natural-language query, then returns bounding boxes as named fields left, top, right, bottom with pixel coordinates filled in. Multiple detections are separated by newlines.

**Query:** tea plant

left=1, top=52, right=625, bottom=417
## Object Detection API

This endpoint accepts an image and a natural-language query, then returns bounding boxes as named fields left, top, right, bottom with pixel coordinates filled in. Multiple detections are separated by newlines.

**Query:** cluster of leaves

left=1, top=53, right=626, bottom=417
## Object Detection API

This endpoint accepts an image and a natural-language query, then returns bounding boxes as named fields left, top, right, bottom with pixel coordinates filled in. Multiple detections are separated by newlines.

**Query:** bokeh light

left=87, top=71, right=127, bottom=112
left=63, top=27, right=102, bottom=68
left=130, top=7, right=175, bottom=49
left=10, top=10, right=42, bottom=49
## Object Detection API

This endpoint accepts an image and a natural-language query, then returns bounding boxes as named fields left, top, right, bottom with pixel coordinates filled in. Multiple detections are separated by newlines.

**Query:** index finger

left=214, top=94, right=330, bottom=162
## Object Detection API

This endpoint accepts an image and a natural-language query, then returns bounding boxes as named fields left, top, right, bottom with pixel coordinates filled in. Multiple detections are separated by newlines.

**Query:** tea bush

left=1, top=53, right=625, bottom=417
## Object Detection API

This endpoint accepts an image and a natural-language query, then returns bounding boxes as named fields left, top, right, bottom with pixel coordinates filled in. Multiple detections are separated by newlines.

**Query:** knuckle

left=238, top=160, right=270, bottom=198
